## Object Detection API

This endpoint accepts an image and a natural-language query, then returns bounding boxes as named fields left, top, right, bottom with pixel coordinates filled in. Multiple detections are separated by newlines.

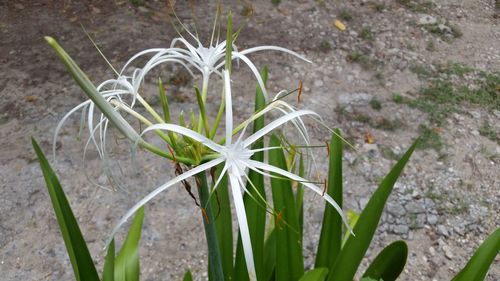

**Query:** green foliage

left=33, top=138, right=100, bottom=281
left=269, top=135, right=304, bottom=281
left=299, top=268, right=328, bottom=281
left=347, top=51, right=371, bottom=69
left=360, top=27, right=374, bottom=40
left=114, top=207, right=144, bottom=281
left=129, top=0, right=144, bottom=6
left=102, top=240, right=115, bottom=281
left=370, top=98, right=382, bottom=110
left=183, top=270, right=193, bottom=281
left=452, top=228, right=500, bottom=281
left=479, top=121, right=499, bottom=143
left=327, top=140, right=417, bottom=281
left=315, top=129, right=343, bottom=268
left=405, top=63, right=499, bottom=127
left=212, top=166, right=233, bottom=281
left=397, top=0, right=433, bottom=13
left=363, top=241, right=408, bottom=281
left=319, top=40, right=332, bottom=52
left=417, top=124, right=443, bottom=151
left=33, top=138, right=145, bottom=281
left=339, top=9, right=353, bottom=21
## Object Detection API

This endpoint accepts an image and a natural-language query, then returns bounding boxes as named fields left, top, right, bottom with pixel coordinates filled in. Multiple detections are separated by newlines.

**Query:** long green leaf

left=263, top=229, right=276, bottom=281
left=196, top=173, right=224, bottom=281
left=183, top=270, right=193, bottom=281
left=362, top=240, right=408, bottom=281
left=298, top=268, right=328, bottom=281
left=269, top=135, right=304, bottom=281
left=103, top=239, right=115, bottom=281
left=32, top=138, right=100, bottom=281
left=224, top=12, right=233, bottom=73
left=328, top=140, right=417, bottom=281
left=234, top=67, right=268, bottom=281
left=114, top=207, right=144, bottom=281
left=452, top=228, right=500, bottom=281
left=44, top=37, right=139, bottom=144
left=315, top=129, right=343, bottom=268
left=211, top=165, right=233, bottom=281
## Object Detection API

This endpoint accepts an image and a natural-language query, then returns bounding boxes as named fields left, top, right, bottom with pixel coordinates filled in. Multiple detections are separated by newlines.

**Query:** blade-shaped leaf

left=114, top=207, right=145, bottom=281
left=196, top=173, right=224, bottom=281
left=269, top=135, right=304, bottom=281
left=103, top=239, right=115, bottom=281
left=299, top=268, right=328, bottom=281
left=211, top=165, right=233, bottom=281
left=32, top=138, right=100, bottom=281
left=315, top=129, right=343, bottom=268
left=328, top=140, right=417, bottom=281
left=44, top=37, right=140, bottom=144
left=183, top=270, right=193, bottom=281
left=341, top=210, right=360, bottom=246
left=263, top=229, right=276, bottom=281
left=362, top=240, right=408, bottom=281
left=452, top=228, right=500, bottom=281
left=234, top=67, right=268, bottom=281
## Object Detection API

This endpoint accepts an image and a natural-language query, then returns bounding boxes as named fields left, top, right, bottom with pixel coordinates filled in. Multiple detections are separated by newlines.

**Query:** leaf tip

left=44, top=36, right=56, bottom=45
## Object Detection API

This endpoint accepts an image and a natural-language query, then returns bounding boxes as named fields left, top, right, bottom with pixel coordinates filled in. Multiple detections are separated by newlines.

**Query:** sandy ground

left=0, top=1, right=499, bottom=280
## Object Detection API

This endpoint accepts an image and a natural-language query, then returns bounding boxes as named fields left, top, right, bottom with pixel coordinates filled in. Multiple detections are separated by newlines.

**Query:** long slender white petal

left=239, top=46, right=312, bottom=64
left=142, top=123, right=224, bottom=153
left=247, top=159, right=352, bottom=234
left=228, top=167, right=257, bottom=281
left=218, top=53, right=269, bottom=101
left=107, top=157, right=225, bottom=244
left=243, top=110, right=319, bottom=148
left=120, top=48, right=168, bottom=74
left=53, top=101, right=91, bottom=160
left=171, top=37, right=201, bottom=60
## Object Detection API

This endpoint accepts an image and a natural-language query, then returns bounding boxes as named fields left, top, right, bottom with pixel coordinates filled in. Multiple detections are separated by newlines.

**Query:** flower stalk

left=195, top=172, right=225, bottom=281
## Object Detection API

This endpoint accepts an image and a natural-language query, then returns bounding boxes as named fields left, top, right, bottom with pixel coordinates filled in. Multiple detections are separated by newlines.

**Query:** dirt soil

left=0, top=1, right=499, bottom=280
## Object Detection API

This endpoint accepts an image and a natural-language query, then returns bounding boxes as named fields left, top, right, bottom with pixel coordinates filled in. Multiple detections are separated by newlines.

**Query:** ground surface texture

left=0, top=0, right=499, bottom=280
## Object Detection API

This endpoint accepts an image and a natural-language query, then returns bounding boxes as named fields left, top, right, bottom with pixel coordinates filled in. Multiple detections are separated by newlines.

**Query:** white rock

left=429, top=246, right=436, bottom=256
left=438, top=24, right=452, bottom=34
left=443, top=245, right=454, bottom=259
left=313, top=79, right=324, bottom=87
left=418, top=14, right=437, bottom=25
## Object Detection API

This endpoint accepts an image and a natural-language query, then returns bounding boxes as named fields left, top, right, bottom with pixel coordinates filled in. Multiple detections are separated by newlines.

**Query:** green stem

left=197, top=76, right=210, bottom=134
left=111, top=100, right=174, bottom=148
left=139, top=141, right=193, bottom=165
left=210, top=89, right=225, bottom=140
left=195, top=173, right=225, bottom=281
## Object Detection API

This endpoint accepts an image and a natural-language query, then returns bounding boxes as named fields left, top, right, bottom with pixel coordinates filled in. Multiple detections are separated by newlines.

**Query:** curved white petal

left=239, top=46, right=312, bottom=64
left=215, top=52, right=269, bottom=101
left=107, top=157, right=225, bottom=244
left=53, top=101, right=90, bottom=160
left=228, top=167, right=257, bottom=281
left=243, top=110, right=319, bottom=148
left=142, top=123, right=224, bottom=153
left=171, top=37, right=201, bottom=60
left=247, top=159, right=352, bottom=234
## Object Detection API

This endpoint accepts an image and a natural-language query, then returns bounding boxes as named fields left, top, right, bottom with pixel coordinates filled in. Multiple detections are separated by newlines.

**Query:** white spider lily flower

left=53, top=75, right=140, bottom=161
left=108, top=70, right=350, bottom=281
left=53, top=35, right=310, bottom=162
left=46, top=37, right=145, bottom=163
left=118, top=34, right=311, bottom=101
